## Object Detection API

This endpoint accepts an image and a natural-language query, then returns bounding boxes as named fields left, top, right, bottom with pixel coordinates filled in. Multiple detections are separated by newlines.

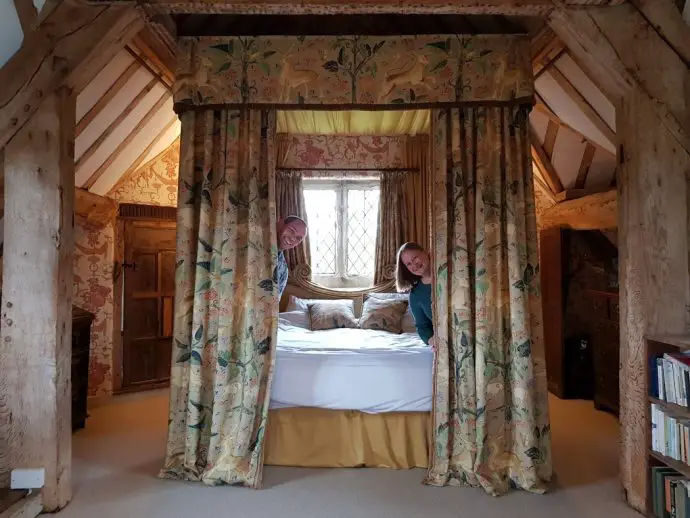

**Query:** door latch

left=122, top=261, right=137, bottom=271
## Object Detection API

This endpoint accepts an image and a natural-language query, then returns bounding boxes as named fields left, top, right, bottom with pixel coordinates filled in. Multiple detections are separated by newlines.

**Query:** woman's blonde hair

left=395, top=242, right=425, bottom=293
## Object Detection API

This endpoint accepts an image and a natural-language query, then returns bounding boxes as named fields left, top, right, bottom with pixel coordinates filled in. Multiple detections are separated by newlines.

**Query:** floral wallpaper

left=73, top=219, right=116, bottom=397
left=175, top=35, right=533, bottom=107
left=108, top=139, right=180, bottom=207
left=281, top=134, right=407, bottom=170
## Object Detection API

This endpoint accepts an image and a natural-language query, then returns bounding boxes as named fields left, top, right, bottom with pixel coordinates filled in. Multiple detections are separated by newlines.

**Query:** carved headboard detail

left=279, top=263, right=396, bottom=315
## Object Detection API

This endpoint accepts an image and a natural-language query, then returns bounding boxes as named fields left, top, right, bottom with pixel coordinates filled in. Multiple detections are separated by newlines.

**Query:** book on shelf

left=650, top=352, right=690, bottom=407
left=651, top=403, right=690, bottom=463
left=651, top=466, right=690, bottom=518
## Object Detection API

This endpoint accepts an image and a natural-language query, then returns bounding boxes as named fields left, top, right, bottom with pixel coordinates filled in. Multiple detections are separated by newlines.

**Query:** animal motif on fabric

left=379, top=54, right=435, bottom=102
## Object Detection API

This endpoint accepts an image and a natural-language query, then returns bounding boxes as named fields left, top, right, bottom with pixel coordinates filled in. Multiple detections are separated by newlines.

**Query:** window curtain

left=404, top=135, right=431, bottom=251
left=160, top=108, right=278, bottom=488
left=427, top=107, right=552, bottom=495
left=276, top=170, right=311, bottom=269
left=374, top=171, right=407, bottom=284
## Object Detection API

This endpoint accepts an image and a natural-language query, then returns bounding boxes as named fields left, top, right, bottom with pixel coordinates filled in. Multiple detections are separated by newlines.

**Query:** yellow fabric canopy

left=276, top=110, right=430, bottom=136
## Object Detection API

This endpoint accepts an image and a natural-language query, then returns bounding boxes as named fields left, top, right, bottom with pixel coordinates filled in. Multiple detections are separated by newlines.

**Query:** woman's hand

left=428, top=336, right=436, bottom=351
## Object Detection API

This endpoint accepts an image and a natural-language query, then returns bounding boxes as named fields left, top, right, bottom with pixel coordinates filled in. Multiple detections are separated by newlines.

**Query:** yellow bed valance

left=174, top=35, right=533, bottom=109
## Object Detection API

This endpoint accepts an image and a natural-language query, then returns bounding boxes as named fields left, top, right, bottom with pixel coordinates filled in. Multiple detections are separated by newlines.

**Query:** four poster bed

left=264, top=265, right=433, bottom=469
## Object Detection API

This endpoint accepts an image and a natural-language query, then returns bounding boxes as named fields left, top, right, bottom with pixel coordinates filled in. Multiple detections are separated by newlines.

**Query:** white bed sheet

left=270, top=321, right=434, bottom=413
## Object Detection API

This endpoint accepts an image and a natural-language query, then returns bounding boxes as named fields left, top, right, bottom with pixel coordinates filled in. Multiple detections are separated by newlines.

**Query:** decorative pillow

left=279, top=310, right=310, bottom=329
left=367, top=292, right=416, bottom=333
left=308, top=300, right=358, bottom=330
left=359, top=297, right=409, bottom=334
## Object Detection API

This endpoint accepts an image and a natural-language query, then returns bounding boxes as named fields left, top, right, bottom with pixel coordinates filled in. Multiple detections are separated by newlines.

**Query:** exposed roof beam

left=547, top=65, right=617, bottom=148
left=130, top=34, right=175, bottom=85
left=76, top=77, right=159, bottom=171
left=111, top=116, right=178, bottom=193
left=0, top=2, right=143, bottom=150
left=13, top=0, right=37, bottom=34
left=629, top=0, right=690, bottom=66
left=541, top=189, right=617, bottom=230
left=83, top=0, right=619, bottom=15
left=125, top=45, right=173, bottom=91
left=533, top=170, right=558, bottom=205
left=76, top=61, right=140, bottom=138
left=531, top=27, right=567, bottom=78
left=543, top=120, right=559, bottom=158
left=574, top=142, right=597, bottom=189
left=531, top=127, right=564, bottom=195
left=75, top=187, right=117, bottom=227
left=84, top=92, right=170, bottom=190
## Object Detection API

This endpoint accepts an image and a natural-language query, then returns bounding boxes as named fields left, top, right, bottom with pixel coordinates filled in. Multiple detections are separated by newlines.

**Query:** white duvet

left=270, top=321, right=434, bottom=413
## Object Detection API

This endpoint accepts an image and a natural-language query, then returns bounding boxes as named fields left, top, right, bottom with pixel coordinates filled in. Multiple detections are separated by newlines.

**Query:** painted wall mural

left=281, top=134, right=408, bottom=170
left=73, top=219, right=116, bottom=397
left=108, top=139, right=180, bottom=207
left=175, top=35, right=532, bottom=107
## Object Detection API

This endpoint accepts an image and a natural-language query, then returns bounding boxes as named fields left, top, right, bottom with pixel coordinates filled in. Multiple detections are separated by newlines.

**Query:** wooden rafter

left=131, top=34, right=175, bottom=85
left=13, top=0, right=38, bottom=34
left=0, top=2, right=143, bottom=150
left=541, top=189, right=617, bottom=230
left=75, top=187, right=118, bottom=227
left=533, top=170, right=558, bottom=205
left=547, top=65, right=617, bottom=147
left=531, top=27, right=567, bottom=77
left=84, top=92, right=170, bottom=190
left=575, top=142, right=597, bottom=189
left=76, top=78, right=159, bottom=171
left=125, top=45, right=173, bottom=91
left=543, top=120, right=559, bottom=158
left=530, top=127, right=564, bottom=195
left=76, top=61, right=140, bottom=137
left=111, top=117, right=178, bottom=193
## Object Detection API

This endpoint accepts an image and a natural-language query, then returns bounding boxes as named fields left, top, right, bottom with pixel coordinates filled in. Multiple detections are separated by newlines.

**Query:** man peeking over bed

left=274, top=215, right=308, bottom=300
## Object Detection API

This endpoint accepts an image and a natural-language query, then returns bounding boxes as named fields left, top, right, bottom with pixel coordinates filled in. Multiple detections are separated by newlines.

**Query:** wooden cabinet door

left=122, top=220, right=176, bottom=390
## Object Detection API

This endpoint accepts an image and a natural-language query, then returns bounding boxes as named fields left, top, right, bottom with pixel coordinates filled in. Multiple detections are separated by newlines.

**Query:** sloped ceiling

left=75, top=43, right=180, bottom=196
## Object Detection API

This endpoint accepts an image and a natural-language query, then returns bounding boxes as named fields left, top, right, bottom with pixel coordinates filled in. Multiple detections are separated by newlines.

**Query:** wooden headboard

left=279, top=263, right=396, bottom=316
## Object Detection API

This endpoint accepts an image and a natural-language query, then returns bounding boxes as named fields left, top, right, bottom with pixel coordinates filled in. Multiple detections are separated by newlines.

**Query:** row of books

left=652, top=467, right=690, bottom=518
left=650, top=351, right=690, bottom=407
left=652, top=403, right=690, bottom=464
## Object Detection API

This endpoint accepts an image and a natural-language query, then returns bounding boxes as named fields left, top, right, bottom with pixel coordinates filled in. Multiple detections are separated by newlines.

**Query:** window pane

left=303, top=189, right=338, bottom=275
left=346, top=187, right=380, bottom=277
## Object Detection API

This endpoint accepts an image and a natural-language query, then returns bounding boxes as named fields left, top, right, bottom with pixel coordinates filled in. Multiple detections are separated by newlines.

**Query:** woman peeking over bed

left=395, top=242, right=435, bottom=350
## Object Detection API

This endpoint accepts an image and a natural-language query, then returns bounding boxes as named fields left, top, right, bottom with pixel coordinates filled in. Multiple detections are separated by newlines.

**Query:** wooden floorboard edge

left=0, top=491, right=42, bottom=518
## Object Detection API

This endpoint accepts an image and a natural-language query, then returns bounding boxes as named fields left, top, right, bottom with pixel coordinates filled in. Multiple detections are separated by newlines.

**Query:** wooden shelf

left=647, top=335, right=690, bottom=350
left=649, top=450, right=690, bottom=478
left=649, top=397, right=690, bottom=419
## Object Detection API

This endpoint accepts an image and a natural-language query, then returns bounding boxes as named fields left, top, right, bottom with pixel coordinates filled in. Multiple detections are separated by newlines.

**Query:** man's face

left=278, top=219, right=307, bottom=250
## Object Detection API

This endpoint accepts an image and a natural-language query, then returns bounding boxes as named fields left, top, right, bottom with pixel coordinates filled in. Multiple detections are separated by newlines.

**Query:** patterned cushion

left=308, top=300, right=358, bottom=330
left=359, top=297, right=408, bottom=334
left=366, top=292, right=416, bottom=333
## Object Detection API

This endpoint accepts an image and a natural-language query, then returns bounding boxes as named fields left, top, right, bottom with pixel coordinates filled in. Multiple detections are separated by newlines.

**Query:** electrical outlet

left=11, top=469, right=45, bottom=489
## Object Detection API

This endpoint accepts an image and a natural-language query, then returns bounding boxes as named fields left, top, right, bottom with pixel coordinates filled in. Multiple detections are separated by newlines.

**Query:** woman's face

left=401, top=248, right=430, bottom=277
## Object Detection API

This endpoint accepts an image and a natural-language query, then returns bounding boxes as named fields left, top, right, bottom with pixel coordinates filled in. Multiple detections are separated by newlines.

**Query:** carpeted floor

left=59, top=391, right=639, bottom=518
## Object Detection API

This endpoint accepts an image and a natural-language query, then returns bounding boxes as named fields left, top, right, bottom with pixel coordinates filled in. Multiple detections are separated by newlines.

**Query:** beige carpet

left=59, top=391, right=639, bottom=518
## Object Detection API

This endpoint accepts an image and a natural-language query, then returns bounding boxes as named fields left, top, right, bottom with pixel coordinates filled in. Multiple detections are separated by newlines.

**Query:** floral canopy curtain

left=374, top=171, right=408, bottom=284
left=160, top=108, right=278, bottom=487
left=427, top=107, right=552, bottom=495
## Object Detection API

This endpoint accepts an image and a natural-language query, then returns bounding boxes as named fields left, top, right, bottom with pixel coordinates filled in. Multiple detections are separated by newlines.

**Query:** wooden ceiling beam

left=0, top=2, right=143, bottom=150
left=540, top=189, right=617, bottom=230
left=531, top=27, right=567, bottom=77
left=13, top=0, right=38, bottom=34
left=85, top=0, right=619, bottom=15
left=75, top=187, right=118, bottom=227
left=76, top=60, right=140, bottom=137
left=125, top=45, right=173, bottom=91
left=530, top=127, right=564, bottom=195
left=574, top=142, right=597, bottom=189
left=84, top=92, right=170, bottom=190
left=547, top=65, right=617, bottom=147
left=532, top=170, right=558, bottom=205
left=76, top=77, right=159, bottom=171
left=130, top=33, right=175, bottom=85
left=543, top=120, right=559, bottom=158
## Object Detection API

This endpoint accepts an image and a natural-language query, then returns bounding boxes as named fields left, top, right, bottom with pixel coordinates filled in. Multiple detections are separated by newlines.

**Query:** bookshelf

left=646, top=334, right=690, bottom=515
